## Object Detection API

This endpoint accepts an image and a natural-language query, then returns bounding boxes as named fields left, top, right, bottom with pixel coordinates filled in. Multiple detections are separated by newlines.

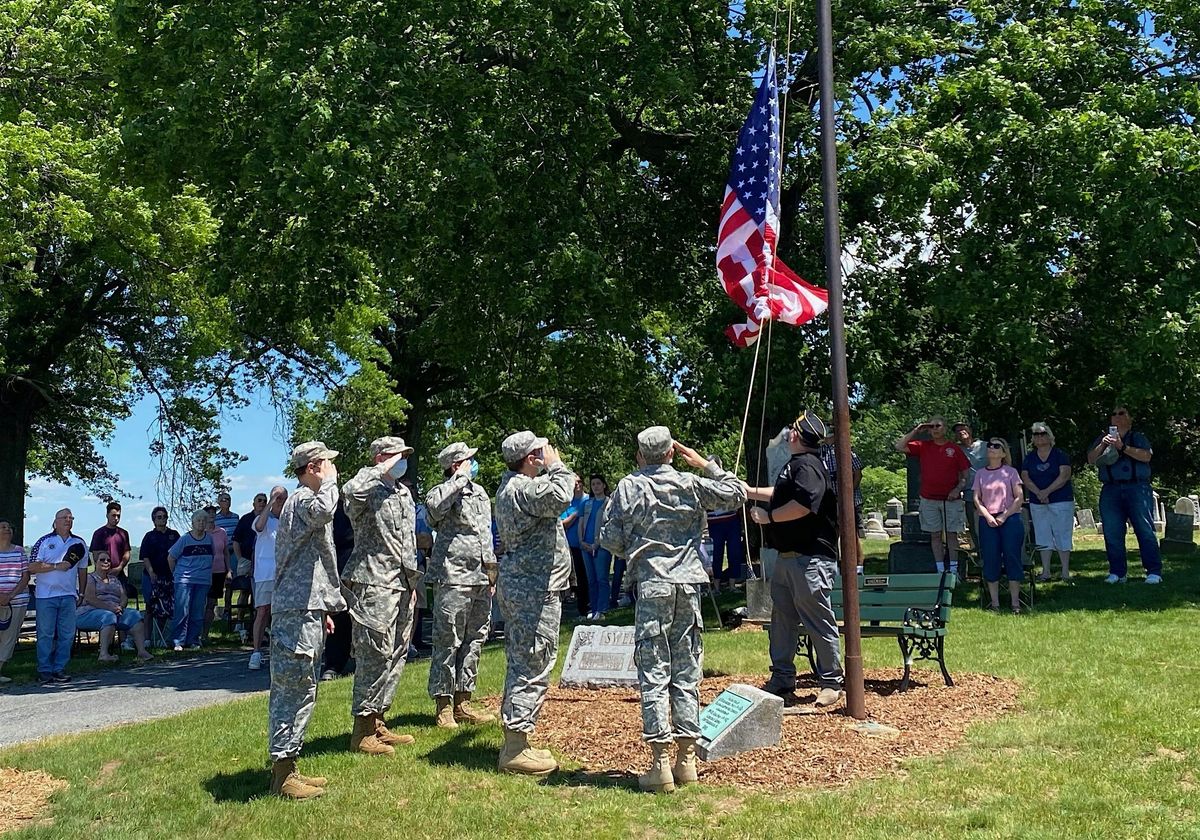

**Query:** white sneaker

left=1145, top=574, right=1162, bottom=585
left=1104, top=574, right=1127, bottom=584
left=173, top=644, right=183, bottom=652
left=122, top=637, right=135, bottom=652
left=248, top=651, right=263, bottom=670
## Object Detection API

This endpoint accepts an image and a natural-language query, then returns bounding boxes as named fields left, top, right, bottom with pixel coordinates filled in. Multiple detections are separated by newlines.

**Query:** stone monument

left=864, top=512, right=889, bottom=539
left=887, top=454, right=937, bottom=573
left=559, top=625, right=638, bottom=688
left=745, top=427, right=794, bottom=624
left=695, top=683, right=783, bottom=761
left=1164, top=499, right=1199, bottom=555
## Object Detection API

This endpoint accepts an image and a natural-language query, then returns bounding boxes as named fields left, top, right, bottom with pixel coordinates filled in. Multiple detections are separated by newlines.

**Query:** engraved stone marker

left=696, top=683, right=783, bottom=761
left=559, top=625, right=638, bottom=688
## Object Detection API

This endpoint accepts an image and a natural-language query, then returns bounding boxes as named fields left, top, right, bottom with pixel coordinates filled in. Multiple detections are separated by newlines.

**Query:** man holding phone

left=1087, top=406, right=1161, bottom=584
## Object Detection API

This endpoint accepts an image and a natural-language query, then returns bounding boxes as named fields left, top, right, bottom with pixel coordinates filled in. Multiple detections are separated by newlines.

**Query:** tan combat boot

left=270, top=757, right=325, bottom=800
left=454, top=691, right=496, bottom=724
left=350, top=714, right=395, bottom=756
left=672, top=737, right=698, bottom=786
left=497, top=727, right=558, bottom=776
left=638, top=742, right=676, bottom=794
left=293, top=767, right=328, bottom=788
left=374, top=713, right=415, bottom=746
left=435, top=696, right=459, bottom=729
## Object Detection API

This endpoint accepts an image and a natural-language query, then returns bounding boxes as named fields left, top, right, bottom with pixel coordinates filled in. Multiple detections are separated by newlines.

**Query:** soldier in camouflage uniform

left=426, top=441, right=499, bottom=728
left=493, top=430, right=576, bottom=776
left=599, top=426, right=746, bottom=793
left=341, top=436, right=421, bottom=756
left=267, top=441, right=346, bottom=800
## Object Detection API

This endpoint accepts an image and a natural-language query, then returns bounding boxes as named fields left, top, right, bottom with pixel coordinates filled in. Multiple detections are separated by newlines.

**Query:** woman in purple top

left=77, top=553, right=153, bottom=662
left=1020, top=422, right=1074, bottom=583
left=972, top=438, right=1027, bottom=613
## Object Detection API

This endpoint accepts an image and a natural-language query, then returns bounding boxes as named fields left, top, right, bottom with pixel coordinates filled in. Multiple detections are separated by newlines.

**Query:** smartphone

left=1108, top=425, right=1118, bottom=438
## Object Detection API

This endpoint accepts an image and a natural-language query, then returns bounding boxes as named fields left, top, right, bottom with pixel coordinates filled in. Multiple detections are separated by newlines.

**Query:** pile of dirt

left=526, top=670, right=1020, bottom=791
left=0, top=768, right=67, bottom=834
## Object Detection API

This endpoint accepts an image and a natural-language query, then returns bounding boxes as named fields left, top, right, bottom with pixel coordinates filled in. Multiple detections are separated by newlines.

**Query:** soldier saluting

left=425, top=441, right=498, bottom=728
left=267, top=441, right=346, bottom=800
left=599, top=426, right=746, bottom=793
left=493, top=431, right=576, bottom=776
left=341, top=436, right=421, bottom=756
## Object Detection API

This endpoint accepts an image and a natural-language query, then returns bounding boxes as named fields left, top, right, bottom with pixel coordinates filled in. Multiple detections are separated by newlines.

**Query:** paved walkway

left=0, top=652, right=269, bottom=747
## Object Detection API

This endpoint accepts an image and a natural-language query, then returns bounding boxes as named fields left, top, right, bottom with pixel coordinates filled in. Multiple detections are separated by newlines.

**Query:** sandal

left=98, top=654, right=119, bottom=663
left=1036, top=573, right=1052, bottom=582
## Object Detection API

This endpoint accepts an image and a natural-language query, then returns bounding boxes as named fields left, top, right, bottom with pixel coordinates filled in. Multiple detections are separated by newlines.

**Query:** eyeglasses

left=1032, top=431, right=1048, bottom=436
left=987, top=442, right=1004, bottom=449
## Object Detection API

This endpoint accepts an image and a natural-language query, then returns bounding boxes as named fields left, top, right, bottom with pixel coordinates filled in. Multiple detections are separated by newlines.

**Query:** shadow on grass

left=204, top=766, right=267, bottom=804
left=423, top=727, right=499, bottom=771
left=541, top=767, right=639, bottom=791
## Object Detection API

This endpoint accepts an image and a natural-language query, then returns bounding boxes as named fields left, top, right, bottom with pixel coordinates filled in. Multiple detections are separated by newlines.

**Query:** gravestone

left=753, top=427, right=795, bottom=582
left=1162, top=512, right=1197, bottom=555
left=864, top=513, right=889, bottom=539
left=884, top=497, right=903, bottom=526
left=559, top=625, right=638, bottom=688
left=1076, top=508, right=1096, bottom=531
left=899, top=512, right=931, bottom=544
left=1191, top=495, right=1200, bottom=525
left=696, top=683, right=783, bottom=761
left=744, top=577, right=772, bottom=624
left=905, top=455, right=922, bottom=512
left=1174, top=497, right=1197, bottom=521
left=1152, top=490, right=1164, bottom=532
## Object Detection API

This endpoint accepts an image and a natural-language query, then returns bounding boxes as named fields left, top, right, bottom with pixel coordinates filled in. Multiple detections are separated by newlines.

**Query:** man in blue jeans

left=28, top=508, right=89, bottom=685
left=1087, top=405, right=1162, bottom=584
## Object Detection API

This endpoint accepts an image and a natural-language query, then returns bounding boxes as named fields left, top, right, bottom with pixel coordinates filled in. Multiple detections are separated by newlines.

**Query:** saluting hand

left=672, top=441, right=709, bottom=469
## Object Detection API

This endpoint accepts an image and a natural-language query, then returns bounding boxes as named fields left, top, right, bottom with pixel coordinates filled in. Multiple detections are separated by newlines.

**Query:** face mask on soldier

left=389, top=458, right=409, bottom=479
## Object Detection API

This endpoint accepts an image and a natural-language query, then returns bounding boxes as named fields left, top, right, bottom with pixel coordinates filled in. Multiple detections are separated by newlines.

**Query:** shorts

left=253, top=579, right=274, bottom=607
left=1030, top=501, right=1075, bottom=552
left=228, top=574, right=252, bottom=592
left=919, top=497, right=966, bottom=534
left=210, top=572, right=228, bottom=597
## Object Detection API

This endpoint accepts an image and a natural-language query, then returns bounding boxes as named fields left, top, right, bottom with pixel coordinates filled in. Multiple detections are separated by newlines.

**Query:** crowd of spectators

left=0, top=403, right=1163, bottom=686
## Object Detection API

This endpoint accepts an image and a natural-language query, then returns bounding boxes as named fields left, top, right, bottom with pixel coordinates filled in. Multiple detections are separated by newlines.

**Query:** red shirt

left=89, top=525, right=132, bottom=572
left=907, top=439, right=970, bottom=500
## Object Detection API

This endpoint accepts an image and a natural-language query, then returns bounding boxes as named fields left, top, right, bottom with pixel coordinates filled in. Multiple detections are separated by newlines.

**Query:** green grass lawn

left=3, top=536, right=1199, bottom=838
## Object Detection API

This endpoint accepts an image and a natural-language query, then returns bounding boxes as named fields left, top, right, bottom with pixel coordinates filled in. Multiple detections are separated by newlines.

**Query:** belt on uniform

left=777, top=551, right=836, bottom=562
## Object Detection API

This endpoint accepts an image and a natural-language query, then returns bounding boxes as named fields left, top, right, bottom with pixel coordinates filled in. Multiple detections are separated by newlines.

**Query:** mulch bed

left=522, top=670, right=1019, bottom=792
left=0, top=768, right=67, bottom=834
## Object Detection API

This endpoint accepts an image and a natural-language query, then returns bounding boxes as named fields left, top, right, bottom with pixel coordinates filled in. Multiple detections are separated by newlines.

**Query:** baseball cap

left=369, top=436, right=414, bottom=458
left=437, top=441, right=479, bottom=469
left=637, top=426, right=673, bottom=460
left=290, top=440, right=340, bottom=470
left=502, top=431, right=548, bottom=464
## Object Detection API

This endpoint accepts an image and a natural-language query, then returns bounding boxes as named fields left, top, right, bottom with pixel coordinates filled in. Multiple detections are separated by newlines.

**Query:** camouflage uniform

left=494, top=460, right=576, bottom=733
left=599, top=429, right=746, bottom=745
left=268, top=475, right=346, bottom=760
left=425, top=465, right=496, bottom=699
left=341, top=462, right=419, bottom=718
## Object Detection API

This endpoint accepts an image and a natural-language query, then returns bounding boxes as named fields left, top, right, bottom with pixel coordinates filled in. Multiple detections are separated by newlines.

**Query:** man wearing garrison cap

left=743, top=410, right=845, bottom=710
left=599, top=426, right=745, bottom=793
left=340, top=436, right=421, bottom=758
left=493, top=430, right=576, bottom=776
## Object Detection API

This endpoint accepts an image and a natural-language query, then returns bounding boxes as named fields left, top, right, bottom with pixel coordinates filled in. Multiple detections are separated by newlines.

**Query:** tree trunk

left=0, top=389, right=35, bottom=545
left=399, top=395, right=428, bottom=490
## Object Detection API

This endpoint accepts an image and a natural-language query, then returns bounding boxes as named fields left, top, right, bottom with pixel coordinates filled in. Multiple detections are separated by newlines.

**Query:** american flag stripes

left=716, top=50, right=828, bottom=347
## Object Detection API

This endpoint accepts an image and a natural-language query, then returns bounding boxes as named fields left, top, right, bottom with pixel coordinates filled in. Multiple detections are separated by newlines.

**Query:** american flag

left=716, top=50, right=828, bottom=347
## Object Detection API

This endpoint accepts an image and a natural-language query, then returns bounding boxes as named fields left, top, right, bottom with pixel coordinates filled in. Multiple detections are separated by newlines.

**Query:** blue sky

left=22, top=393, right=292, bottom=546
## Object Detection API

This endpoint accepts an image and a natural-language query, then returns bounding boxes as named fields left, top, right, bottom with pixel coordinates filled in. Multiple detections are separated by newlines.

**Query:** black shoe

left=761, top=682, right=795, bottom=698
left=38, top=673, right=54, bottom=685
left=51, top=672, right=71, bottom=683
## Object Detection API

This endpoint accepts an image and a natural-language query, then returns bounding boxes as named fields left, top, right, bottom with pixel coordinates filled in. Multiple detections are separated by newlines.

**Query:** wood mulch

left=0, top=768, right=67, bottom=834
left=521, top=670, right=1020, bottom=792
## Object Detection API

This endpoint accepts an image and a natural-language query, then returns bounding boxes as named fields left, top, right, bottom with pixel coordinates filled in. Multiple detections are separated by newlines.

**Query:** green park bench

left=800, top=572, right=956, bottom=692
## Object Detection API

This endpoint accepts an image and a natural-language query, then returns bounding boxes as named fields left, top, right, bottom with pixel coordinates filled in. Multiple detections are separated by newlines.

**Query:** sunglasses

left=1111, top=410, right=1127, bottom=416
left=1032, top=431, right=1049, bottom=436
left=987, top=442, right=1004, bottom=449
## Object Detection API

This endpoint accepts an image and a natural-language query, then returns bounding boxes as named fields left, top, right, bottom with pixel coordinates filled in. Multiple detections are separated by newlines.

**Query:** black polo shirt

left=766, top=452, right=838, bottom=559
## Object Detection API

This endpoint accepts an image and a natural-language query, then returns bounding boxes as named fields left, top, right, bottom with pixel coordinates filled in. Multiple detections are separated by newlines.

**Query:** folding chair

left=148, top=578, right=174, bottom=648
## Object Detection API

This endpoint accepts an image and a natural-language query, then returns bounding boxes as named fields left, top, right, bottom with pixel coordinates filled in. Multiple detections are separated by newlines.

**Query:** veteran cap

left=791, top=410, right=828, bottom=447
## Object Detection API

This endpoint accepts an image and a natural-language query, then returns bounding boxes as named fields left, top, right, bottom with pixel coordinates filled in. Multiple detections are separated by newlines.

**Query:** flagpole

left=815, top=0, right=866, bottom=720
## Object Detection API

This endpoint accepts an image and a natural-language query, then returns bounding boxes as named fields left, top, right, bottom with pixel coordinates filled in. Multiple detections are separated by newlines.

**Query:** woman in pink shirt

left=971, top=438, right=1026, bottom=613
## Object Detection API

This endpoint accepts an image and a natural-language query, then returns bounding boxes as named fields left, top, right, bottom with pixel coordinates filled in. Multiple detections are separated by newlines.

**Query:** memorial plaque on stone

left=696, top=683, right=783, bottom=761
left=899, top=512, right=931, bottom=544
left=885, top=498, right=903, bottom=526
left=559, top=625, right=638, bottom=688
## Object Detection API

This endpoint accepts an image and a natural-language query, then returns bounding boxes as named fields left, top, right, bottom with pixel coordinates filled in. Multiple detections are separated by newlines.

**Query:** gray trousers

left=268, top=609, right=326, bottom=759
left=497, top=581, right=562, bottom=733
left=767, top=554, right=843, bottom=690
left=347, top=580, right=415, bottom=717
left=427, top=583, right=492, bottom=698
left=634, top=581, right=703, bottom=744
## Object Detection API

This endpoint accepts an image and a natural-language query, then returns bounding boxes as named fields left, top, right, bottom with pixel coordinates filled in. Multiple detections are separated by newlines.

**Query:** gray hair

left=1030, top=422, right=1055, bottom=446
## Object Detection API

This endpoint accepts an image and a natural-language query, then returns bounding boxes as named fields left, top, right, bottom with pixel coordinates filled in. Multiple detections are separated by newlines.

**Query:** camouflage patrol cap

left=637, top=426, right=674, bottom=460
left=290, top=440, right=340, bottom=469
left=502, top=430, right=547, bottom=464
left=437, top=441, right=479, bottom=469
left=369, top=436, right=414, bottom=457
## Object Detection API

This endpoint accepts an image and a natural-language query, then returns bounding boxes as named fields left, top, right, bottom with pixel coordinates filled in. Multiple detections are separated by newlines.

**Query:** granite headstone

left=559, top=625, right=638, bottom=688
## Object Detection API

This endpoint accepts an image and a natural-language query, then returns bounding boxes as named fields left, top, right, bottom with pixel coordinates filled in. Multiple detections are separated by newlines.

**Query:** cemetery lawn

left=2, top=536, right=1198, bottom=839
